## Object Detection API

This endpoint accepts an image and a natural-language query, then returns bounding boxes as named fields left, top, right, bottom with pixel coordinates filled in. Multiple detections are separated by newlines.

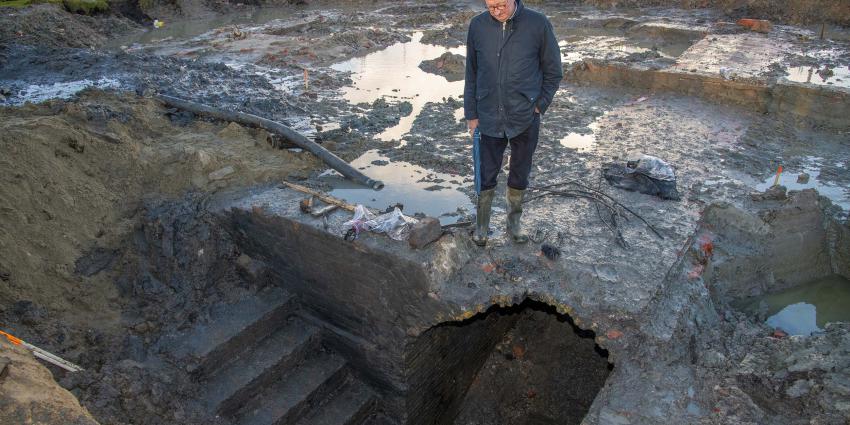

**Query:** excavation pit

left=444, top=300, right=612, bottom=425
left=699, top=189, right=850, bottom=336
left=209, top=186, right=616, bottom=424
left=4, top=2, right=850, bottom=424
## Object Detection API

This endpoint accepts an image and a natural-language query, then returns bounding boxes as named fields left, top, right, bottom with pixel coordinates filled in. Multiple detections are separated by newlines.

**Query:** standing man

left=464, top=0, right=562, bottom=246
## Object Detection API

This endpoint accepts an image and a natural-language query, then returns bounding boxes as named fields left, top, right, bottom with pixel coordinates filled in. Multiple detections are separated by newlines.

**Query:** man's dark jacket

left=464, top=0, right=563, bottom=139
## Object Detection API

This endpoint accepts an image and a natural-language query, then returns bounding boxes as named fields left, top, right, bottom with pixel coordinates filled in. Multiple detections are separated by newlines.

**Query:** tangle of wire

left=525, top=176, right=663, bottom=248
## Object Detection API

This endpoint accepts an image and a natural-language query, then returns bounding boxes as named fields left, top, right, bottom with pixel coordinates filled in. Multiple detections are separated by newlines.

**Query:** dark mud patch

left=420, top=24, right=467, bottom=48
left=324, top=29, right=411, bottom=61
left=385, top=4, right=476, bottom=28
left=419, top=52, right=466, bottom=82
left=0, top=44, right=334, bottom=149
left=345, top=98, right=414, bottom=139
left=75, top=247, right=121, bottom=277
left=384, top=97, right=468, bottom=174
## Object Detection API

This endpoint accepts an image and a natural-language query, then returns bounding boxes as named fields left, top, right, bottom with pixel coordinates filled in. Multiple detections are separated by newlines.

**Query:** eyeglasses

left=487, top=2, right=509, bottom=12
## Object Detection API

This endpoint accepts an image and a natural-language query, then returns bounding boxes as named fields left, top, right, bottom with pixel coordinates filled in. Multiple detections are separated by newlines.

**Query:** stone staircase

left=166, top=288, right=379, bottom=425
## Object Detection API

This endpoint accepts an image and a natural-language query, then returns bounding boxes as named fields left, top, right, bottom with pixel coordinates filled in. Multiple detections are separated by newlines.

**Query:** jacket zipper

left=499, top=20, right=507, bottom=135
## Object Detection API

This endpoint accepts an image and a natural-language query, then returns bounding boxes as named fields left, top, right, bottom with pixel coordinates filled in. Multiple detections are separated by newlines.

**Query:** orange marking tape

left=0, top=330, right=23, bottom=345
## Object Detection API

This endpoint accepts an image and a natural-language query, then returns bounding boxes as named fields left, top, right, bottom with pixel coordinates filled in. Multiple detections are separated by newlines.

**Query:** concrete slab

left=673, top=33, right=791, bottom=80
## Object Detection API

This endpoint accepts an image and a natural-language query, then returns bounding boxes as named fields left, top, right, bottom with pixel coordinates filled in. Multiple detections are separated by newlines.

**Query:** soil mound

left=0, top=4, right=138, bottom=49
left=0, top=88, right=317, bottom=354
left=0, top=89, right=320, bottom=423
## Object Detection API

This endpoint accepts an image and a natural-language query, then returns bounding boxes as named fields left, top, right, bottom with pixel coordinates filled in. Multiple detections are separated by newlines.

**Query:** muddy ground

left=0, top=0, right=849, bottom=424
left=0, top=89, right=324, bottom=423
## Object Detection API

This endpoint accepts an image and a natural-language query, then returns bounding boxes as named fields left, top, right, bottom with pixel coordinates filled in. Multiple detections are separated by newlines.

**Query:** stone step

left=234, top=352, right=348, bottom=425
left=205, top=315, right=321, bottom=416
left=294, top=376, right=377, bottom=425
left=162, top=287, right=295, bottom=378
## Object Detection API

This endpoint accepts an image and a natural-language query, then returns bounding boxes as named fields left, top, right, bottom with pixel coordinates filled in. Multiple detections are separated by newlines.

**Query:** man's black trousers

left=478, top=113, right=540, bottom=191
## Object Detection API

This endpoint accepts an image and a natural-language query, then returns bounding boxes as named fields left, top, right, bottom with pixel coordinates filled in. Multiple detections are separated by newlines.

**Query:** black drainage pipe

left=157, top=94, right=384, bottom=190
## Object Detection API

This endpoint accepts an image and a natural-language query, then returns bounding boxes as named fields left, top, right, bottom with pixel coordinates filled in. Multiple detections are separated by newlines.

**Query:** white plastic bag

left=343, top=205, right=418, bottom=240
left=627, top=153, right=676, bottom=181
left=343, top=204, right=375, bottom=236
left=366, top=207, right=418, bottom=241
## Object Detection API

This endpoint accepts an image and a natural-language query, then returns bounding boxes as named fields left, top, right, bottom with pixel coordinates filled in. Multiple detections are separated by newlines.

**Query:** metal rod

left=281, top=181, right=358, bottom=212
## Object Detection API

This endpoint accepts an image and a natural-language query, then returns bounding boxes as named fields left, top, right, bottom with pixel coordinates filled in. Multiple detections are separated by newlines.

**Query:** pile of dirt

left=0, top=88, right=316, bottom=327
left=0, top=89, right=320, bottom=423
left=0, top=4, right=139, bottom=49
left=582, top=0, right=850, bottom=26
left=0, top=339, right=98, bottom=425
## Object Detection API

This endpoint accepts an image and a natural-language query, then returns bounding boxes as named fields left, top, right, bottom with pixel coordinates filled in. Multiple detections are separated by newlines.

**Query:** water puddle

left=559, top=115, right=602, bottom=151
left=784, top=65, right=850, bottom=88
left=560, top=133, right=596, bottom=151
left=330, top=32, right=465, bottom=142
left=2, top=78, right=121, bottom=105
left=755, top=158, right=850, bottom=212
left=734, top=274, right=850, bottom=335
left=322, top=150, right=472, bottom=224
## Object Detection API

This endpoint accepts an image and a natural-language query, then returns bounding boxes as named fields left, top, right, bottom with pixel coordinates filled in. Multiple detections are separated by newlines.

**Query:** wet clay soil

left=1, top=1, right=849, bottom=424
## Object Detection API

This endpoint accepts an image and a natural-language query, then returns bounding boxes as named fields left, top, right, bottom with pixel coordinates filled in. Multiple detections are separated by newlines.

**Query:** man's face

left=485, top=0, right=515, bottom=23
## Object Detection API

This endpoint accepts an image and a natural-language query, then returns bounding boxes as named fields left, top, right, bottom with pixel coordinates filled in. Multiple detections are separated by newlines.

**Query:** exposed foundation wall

left=221, top=204, right=612, bottom=424
left=221, top=207, right=447, bottom=407
left=566, top=61, right=850, bottom=132
left=579, top=0, right=850, bottom=26
left=770, top=83, right=850, bottom=131
left=567, top=60, right=770, bottom=108
left=404, top=310, right=521, bottom=425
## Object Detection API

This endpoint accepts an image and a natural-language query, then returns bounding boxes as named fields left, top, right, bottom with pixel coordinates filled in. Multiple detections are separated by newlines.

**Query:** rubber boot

left=473, top=189, right=495, bottom=247
left=506, top=187, right=529, bottom=244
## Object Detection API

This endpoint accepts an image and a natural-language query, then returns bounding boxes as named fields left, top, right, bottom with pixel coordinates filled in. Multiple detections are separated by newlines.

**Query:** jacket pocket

left=518, top=87, right=540, bottom=105
left=475, top=87, right=497, bottom=119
